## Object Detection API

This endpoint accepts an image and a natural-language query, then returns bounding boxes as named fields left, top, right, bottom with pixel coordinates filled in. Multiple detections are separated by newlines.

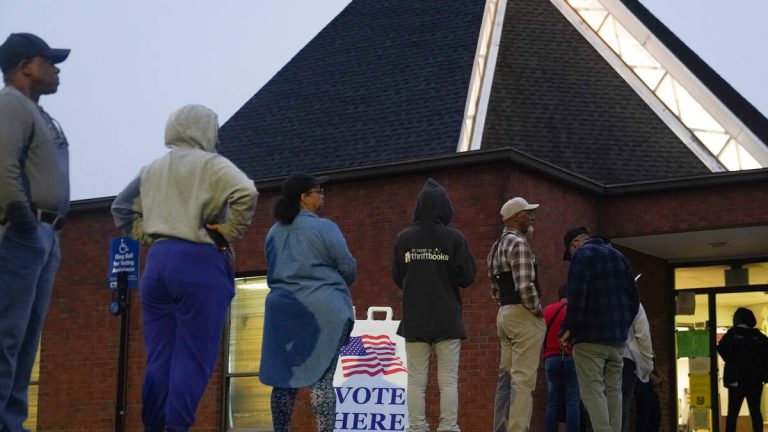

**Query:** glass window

left=714, top=293, right=768, bottom=422
left=673, top=268, right=768, bottom=431
left=675, top=265, right=729, bottom=289
left=226, top=276, right=272, bottom=430
left=675, top=294, right=712, bottom=431
left=744, top=262, right=768, bottom=286
left=676, top=262, right=768, bottom=290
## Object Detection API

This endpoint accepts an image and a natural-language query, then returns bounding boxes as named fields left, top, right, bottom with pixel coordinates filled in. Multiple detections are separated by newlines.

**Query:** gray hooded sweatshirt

left=111, top=104, right=258, bottom=245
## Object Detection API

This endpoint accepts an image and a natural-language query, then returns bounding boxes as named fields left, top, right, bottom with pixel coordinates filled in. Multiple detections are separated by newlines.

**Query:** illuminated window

left=225, top=276, right=273, bottom=430
left=674, top=265, right=729, bottom=290
left=743, top=262, right=768, bottom=286
left=675, top=262, right=768, bottom=289
left=458, top=0, right=504, bottom=152
left=557, top=0, right=766, bottom=171
left=23, top=346, right=40, bottom=431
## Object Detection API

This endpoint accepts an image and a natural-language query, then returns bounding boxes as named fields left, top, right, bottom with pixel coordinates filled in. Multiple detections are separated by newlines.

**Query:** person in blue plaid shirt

left=559, top=227, right=639, bottom=432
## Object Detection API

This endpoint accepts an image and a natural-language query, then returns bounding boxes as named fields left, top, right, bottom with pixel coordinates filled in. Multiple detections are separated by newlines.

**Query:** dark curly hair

left=733, top=307, right=757, bottom=328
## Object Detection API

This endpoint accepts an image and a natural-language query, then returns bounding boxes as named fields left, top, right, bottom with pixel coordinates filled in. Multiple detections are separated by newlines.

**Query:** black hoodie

left=392, top=179, right=477, bottom=340
left=716, top=325, right=768, bottom=385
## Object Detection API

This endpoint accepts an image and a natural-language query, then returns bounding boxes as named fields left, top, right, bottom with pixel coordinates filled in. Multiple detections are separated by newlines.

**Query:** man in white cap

left=0, top=32, right=71, bottom=431
left=487, top=197, right=545, bottom=432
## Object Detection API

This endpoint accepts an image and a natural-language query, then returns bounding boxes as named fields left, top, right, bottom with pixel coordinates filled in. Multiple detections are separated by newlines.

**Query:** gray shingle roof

left=220, top=0, right=765, bottom=186
left=219, top=0, right=486, bottom=180
left=621, top=0, right=768, bottom=145
left=480, top=0, right=712, bottom=184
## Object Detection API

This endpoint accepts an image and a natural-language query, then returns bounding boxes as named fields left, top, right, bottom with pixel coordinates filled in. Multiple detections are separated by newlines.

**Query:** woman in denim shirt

left=259, top=173, right=356, bottom=432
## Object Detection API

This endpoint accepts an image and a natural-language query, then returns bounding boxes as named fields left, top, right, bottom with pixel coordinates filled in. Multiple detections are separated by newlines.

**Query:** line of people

left=0, top=38, right=649, bottom=431
left=0, top=31, right=355, bottom=432
left=4, top=32, right=763, bottom=432
left=487, top=199, right=646, bottom=432
left=390, top=184, right=659, bottom=432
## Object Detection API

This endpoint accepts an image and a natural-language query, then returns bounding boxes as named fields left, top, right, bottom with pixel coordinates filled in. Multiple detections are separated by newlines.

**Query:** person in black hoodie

left=392, top=178, right=477, bottom=432
left=717, top=307, right=768, bottom=432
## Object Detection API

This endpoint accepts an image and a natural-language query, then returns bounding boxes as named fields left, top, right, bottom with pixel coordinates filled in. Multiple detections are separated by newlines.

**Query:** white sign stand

left=333, top=307, right=409, bottom=431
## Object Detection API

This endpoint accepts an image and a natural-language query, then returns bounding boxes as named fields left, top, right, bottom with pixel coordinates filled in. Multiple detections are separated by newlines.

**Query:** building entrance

left=674, top=262, right=768, bottom=432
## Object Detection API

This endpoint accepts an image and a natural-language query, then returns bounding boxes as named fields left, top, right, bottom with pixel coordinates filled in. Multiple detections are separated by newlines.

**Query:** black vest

left=493, top=263, right=540, bottom=306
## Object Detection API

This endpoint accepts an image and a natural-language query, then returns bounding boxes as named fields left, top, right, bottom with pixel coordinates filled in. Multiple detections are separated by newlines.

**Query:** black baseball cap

left=0, top=33, right=70, bottom=72
left=281, top=173, right=329, bottom=198
left=563, top=226, right=590, bottom=260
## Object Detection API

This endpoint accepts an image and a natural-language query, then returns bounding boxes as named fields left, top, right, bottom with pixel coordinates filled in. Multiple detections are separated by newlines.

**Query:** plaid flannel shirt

left=486, top=228, right=541, bottom=314
left=561, top=237, right=639, bottom=344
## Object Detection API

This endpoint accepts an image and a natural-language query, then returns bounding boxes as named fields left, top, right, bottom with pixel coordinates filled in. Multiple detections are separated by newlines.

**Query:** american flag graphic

left=339, top=334, right=407, bottom=377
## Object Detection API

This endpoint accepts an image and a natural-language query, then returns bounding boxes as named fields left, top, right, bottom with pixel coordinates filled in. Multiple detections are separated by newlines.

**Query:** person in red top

left=543, top=285, right=581, bottom=432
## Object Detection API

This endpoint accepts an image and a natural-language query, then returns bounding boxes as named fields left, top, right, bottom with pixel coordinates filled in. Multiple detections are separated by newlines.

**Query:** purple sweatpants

left=139, top=239, right=234, bottom=432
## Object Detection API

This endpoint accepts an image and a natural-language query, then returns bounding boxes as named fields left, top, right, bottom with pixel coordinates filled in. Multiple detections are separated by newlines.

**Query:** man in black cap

left=559, top=227, right=639, bottom=432
left=0, top=32, right=71, bottom=431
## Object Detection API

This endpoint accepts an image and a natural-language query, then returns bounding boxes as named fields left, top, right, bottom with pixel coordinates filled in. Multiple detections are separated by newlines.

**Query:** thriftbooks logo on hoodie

left=333, top=308, right=408, bottom=431
left=404, top=248, right=450, bottom=263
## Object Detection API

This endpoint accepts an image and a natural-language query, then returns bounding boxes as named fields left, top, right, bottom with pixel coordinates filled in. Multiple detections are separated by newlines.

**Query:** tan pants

left=405, top=340, right=462, bottom=432
left=573, top=342, right=624, bottom=432
left=493, top=304, right=545, bottom=432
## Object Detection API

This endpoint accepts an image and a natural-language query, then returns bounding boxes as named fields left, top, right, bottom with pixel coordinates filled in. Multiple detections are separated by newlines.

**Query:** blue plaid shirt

left=561, top=238, right=639, bottom=345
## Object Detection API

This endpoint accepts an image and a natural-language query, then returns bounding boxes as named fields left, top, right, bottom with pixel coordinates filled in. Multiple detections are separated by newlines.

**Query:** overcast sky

left=2, top=0, right=766, bottom=200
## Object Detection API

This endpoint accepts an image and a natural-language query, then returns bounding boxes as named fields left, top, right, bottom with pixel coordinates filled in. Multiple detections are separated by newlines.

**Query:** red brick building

left=35, top=0, right=768, bottom=431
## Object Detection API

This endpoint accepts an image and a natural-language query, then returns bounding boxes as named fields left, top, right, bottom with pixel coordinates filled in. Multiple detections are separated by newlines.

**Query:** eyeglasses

left=305, top=188, right=324, bottom=195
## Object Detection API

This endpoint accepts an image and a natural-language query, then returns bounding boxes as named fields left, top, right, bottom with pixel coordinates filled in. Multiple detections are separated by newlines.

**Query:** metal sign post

left=113, top=271, right=130, bottom=432
left=107, top=237, right=140, bottom=432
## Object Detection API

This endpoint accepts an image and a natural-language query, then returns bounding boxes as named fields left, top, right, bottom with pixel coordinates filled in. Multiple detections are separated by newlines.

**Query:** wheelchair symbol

left=118, top=239, right=130, bottom=254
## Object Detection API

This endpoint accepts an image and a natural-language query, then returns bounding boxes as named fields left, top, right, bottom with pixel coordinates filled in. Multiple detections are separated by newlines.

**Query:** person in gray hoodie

left=392, top=178, right=476, bottom=432
left=112, top=104, right=258, bottom=432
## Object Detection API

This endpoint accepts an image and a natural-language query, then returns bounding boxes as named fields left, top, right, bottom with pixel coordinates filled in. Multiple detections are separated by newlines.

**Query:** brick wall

left=37, top=162, right=765, bottom=431
left=619, top=247, right=675, bottom=432
left=603, top=182, right=768, bottom=238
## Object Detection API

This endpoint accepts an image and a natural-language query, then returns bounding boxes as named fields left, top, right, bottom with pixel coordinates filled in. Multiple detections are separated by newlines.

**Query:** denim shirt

left=260, top=209, right=356, bottom=387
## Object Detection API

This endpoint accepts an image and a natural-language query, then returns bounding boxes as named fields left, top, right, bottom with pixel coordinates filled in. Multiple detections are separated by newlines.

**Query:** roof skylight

left=562, top=0, right=765, bottom=170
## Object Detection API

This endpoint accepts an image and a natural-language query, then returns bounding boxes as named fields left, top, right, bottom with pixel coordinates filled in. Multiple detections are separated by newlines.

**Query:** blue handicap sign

left=108, top=237, right=140, bottom=289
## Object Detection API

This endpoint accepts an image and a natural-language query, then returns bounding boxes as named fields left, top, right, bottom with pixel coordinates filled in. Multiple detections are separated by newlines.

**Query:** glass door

left=675, top=288, right=768, bottom=432
left=713, top=292, right=768, bottom=432
left=675, top=293, right=715, bottom=432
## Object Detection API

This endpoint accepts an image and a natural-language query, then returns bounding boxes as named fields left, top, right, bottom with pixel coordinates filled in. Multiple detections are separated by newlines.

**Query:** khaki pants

left=573, top=342, right=624, bottom=432
left=405, top=339, right=462, bottom=432
left=493, top=305, right=545, bottom=432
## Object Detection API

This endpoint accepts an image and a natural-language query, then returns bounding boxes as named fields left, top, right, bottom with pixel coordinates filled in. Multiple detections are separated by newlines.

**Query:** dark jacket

left=392, top=179, right=476, bottom=340
left=561, top=237, right=639, bottom=345
left=717, top=326, right=768, bottom=385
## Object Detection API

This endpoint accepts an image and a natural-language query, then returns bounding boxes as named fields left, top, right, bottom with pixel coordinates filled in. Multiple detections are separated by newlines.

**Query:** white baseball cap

left=500, top=197, right=539, bottom=220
